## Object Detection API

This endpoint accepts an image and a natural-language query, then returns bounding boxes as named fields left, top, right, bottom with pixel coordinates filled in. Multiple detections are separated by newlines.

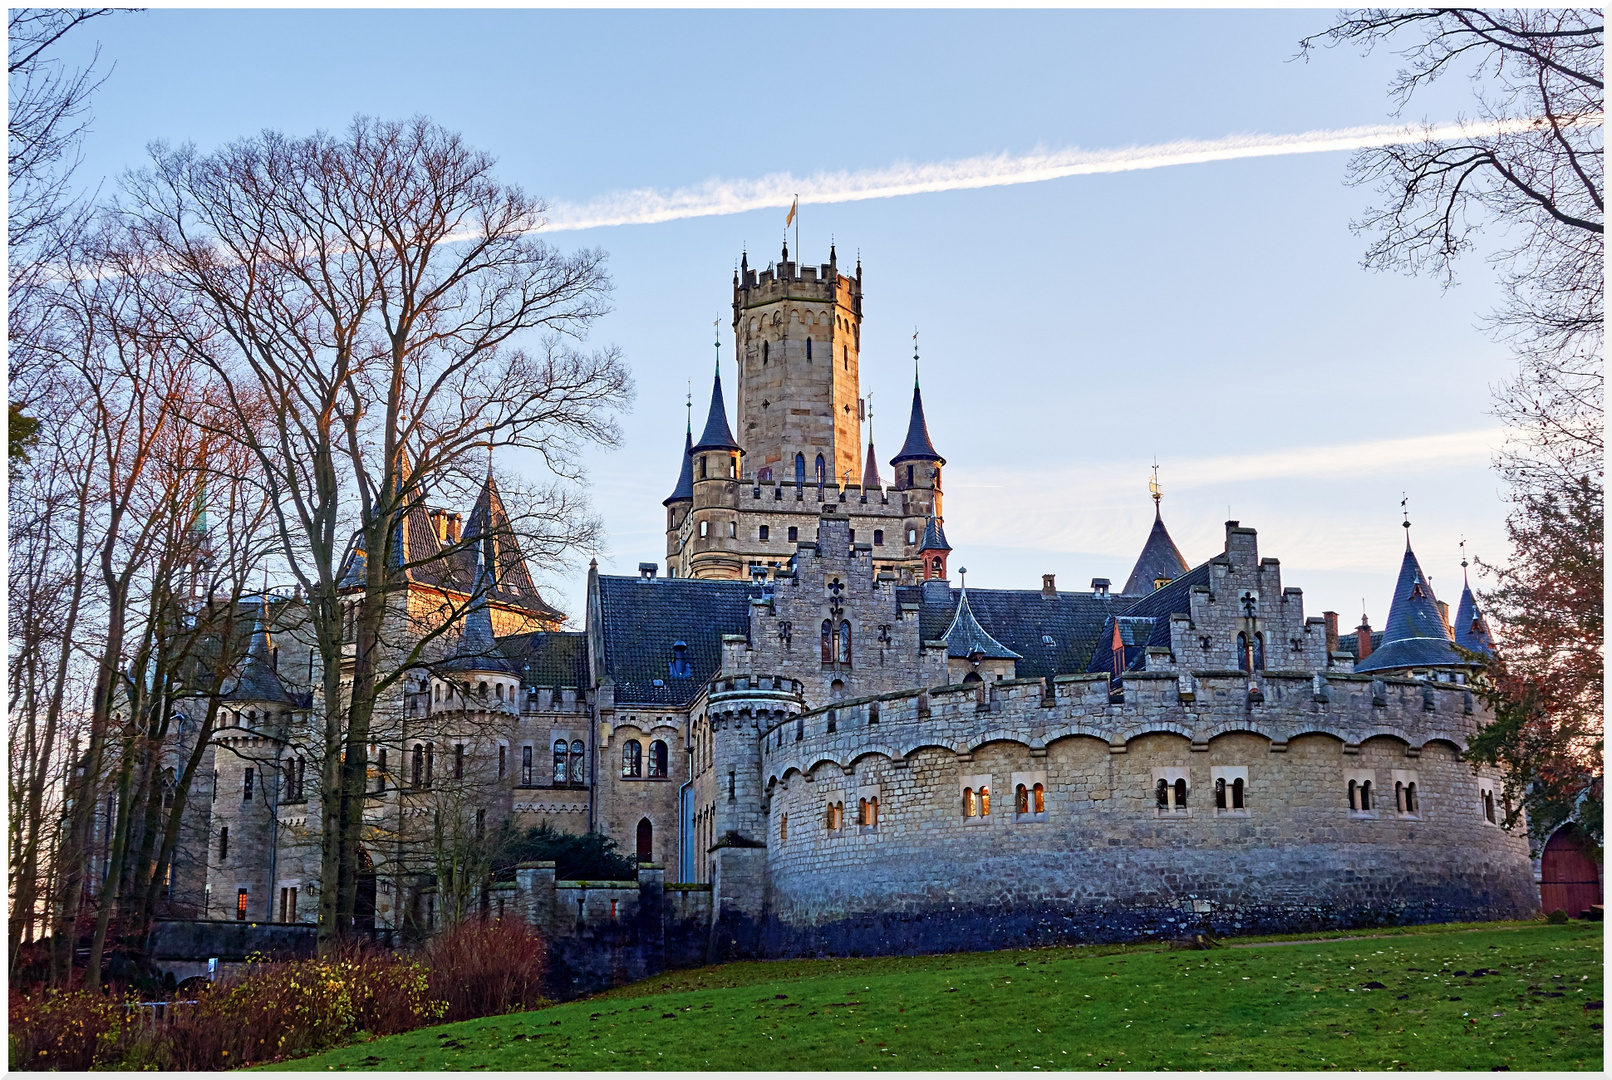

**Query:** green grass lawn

left=275, top=920, right=1603, bottom=1071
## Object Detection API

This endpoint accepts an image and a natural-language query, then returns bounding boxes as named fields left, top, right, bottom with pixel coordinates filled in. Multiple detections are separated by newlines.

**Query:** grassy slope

left=274, top=921, right=1603, bottom=1071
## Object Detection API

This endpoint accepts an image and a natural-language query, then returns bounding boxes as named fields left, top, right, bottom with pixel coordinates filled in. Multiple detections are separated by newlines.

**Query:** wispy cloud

left=540, top=117, right=1578, bottom=232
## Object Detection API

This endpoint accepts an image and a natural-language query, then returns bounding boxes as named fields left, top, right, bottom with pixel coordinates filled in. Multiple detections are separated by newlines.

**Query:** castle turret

left=918, top=514, right=951, bottom=582
left=687, top=361, right=745, bottom=579
left=442, top=553, right=519, bottom=677
left=1122, top=473, right=1189, bottom=594
left=732, top=242, right=862, bottom=487
left=1355, top=520, right=1470, bottom=675
left=890, top=366, right=944, bottom=511
left=663, top=421, right=695, bottom=567
left=1453, top=554, right=1495, bottom=659
left=223, top=600, right=298, bottom=714
left=940, top=573, right=1020, bottom=682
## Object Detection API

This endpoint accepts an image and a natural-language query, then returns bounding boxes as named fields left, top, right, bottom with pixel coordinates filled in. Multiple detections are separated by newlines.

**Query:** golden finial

left=1148, top=459, right=1162, bottom=506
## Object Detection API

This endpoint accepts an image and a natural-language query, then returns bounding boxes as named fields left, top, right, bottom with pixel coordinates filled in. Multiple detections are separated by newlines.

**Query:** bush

left=424, top=917, right=548, bottom=1024
left=1547, top=908, right=1571, bottom=924
left=491, top=823, right=637, bottom=880
left=8, top=988, right=134, bottom=1071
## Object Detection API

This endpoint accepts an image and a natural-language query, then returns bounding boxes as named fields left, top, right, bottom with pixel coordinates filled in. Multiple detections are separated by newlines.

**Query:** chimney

left=1356, top=615, right=1373, bottom=662
left=1436, top=599, right=1452, bottom=636
left=445, top=513, right=462, bottom=545
left=638, top=562, right=658, bottom=581
left=1091, top=578, right=1110, bottom=597
left=1041, top=574, right=1057, bottom=599
left=1323, top=611, right=1339, bottom=655
left=429, top=508, right=448, bottom=542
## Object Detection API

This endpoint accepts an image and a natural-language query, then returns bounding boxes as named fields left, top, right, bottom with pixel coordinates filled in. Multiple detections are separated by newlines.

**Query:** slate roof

left=594, top=574, right=753, bottom=706
left=691, top=366, right=741, bottom=453
left=664, top=428, right=694, bottom=506
left=337, top=471, right=564, bottom=624
left=891, top=379, right=944, bottom=465
left=1355, top=542, right=1469, bottom=673
left=1121, top=506, right=1190, bottom=595
left=920, top=515, right=951, bottom=552
left=223, top=606, right=299, bottom=706
left=940, top=585, right=1022, bottom=660
left=1086, top=560, right=1214, bottom=676
left=862, top=439, right=881, bottom=489
left=1332, top=629, right=1385, bottom=661
left=498, top=630, right=589, bottom=688
left=1453, top=578, right=1495, bottom=658
left=900, top=583, right=1137, bottom=679
left=442, top=555, right=519, bottom=674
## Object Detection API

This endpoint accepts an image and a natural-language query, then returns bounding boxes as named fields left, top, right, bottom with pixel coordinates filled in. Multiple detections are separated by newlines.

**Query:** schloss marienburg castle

left=126, top=242, right=1536, bottom=975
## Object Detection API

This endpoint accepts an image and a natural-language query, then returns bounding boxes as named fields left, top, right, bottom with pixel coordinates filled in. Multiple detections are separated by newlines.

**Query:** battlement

left=732, top=251, right=861, bottom=318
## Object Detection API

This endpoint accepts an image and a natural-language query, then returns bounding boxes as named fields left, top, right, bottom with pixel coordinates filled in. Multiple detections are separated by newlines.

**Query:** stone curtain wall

left=754, top=672, right=1536, bottom=955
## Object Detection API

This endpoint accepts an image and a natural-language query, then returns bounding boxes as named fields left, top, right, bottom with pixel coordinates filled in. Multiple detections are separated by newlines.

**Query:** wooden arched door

left=1540, top=824, right=1602, bottom=917
left=636, top=817, right=653, bottom=863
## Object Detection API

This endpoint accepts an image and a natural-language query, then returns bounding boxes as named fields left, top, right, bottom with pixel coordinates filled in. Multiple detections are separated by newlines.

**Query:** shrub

left=1547, top=908, right=1571, bottom=924
left=424, top=917, right=548, bottom=1023
left=491, top=823, right=637, bottom=880
left=8, top=988, right=134, bottom=1071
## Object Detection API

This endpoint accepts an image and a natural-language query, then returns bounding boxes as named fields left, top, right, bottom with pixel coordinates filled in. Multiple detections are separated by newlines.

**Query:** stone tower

left=731, top=242, right=863, bottom=488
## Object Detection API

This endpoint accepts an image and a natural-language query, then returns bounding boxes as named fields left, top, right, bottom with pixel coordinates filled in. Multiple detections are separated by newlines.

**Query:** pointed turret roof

left=941, top=581, right=1021, bottom=661
left=224, top=600, right=297, bottom=706
left=443, top=552, right=518, bottom=674
left=663, top=425, right=695, bottom=506
left=890, top=375, right=944, bottom=466
left=691, top=362, right=741, bottom=454
left=1122, top=505, right=1189, bottom=595
left=919, top=514, right=951, bottom=552
left=1355, top=537, right=1468, bottom=673
left=1453, top=565, right=1495, bottom=658
left=862, top=439, right=881, bottom=489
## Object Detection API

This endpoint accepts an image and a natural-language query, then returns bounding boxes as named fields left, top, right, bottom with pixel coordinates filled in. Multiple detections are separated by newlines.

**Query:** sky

left=50, top=6, right=1521, bottom=629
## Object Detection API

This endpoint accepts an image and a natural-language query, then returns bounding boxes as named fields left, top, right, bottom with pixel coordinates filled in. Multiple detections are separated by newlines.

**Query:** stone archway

left=636, top=817, right=653, bottom=863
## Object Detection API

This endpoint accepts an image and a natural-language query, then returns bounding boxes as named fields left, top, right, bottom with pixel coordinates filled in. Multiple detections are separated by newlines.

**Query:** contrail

left=538, top=116, right=1591, bottom=233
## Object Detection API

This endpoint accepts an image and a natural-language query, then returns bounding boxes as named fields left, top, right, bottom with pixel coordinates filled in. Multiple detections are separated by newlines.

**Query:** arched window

left=424, top=744, right=434, bottom=788
left=1237, top=632, right=1250, bottom=672
left=830, top=679, right=845, bottom=700
left=1483, top=790, right=1496, bottom=823
left=869, top=796, right=879, bottom=825
left=931, top=556, right=943, bottom=577
left=1156, top=779, right=1169, bottom=807
left=1033, top=784, right=1045, bottom=814
left=478, top=680, right=488, bottom=699
left=571, top=740, right=585, bottom=785
left=636, top=818, right=653, bottom=861
left=795, top=453, right=805, bottom=487
left=649, top=740, right=668, bottom=778
left=763, top=340, right=769, bottom=364
left=1016, top=784, right=1029, bottom=815
left=1404, top=781, right=1417, bottom=813
left=815, top=454, right=826, bottom=487
left=963, top=788, right=977, bottom=817
left=979, top=785, right=991, bottom=816
left=1232, top=777, right=1245, bottom=809
left=1348, top=778, right=1358, bottom=810
left=699, top=455, right=707, bottom=479
left=780, top=813, right=788, bottom=841
left=821, top=619, right=834, bottom=662
left=1173, top=778, right=1187, bottom=808
left=1253, top=633, right=1265, bottom=671
left=1361, top=780, right=1373, bottom=812
left=858, top=797, right=870, bottom=826
left=838, top=621, right=852, bottom=665
left=963, top=670, right=982, bottom=685
left=1395, top=780, right=1405, bottom=812
left=434, top=682, right=442, bottom=701
left=806, top=337, right=812, bottom=359
left=495, top=683, right=504, bottom=701
left=622, top=740, right=642, bottom=778
left=412, top=744, right=424, bottom=787
left=1215, top=777, right=1227, bottom=809
left=553, top=740, right=568, bottom=784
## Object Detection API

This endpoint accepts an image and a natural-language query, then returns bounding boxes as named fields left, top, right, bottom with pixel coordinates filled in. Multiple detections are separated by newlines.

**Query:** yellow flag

left=785, top=195, right=797, bottom=227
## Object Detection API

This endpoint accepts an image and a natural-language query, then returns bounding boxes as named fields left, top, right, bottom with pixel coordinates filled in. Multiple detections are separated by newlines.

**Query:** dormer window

left=668, top=642, right=692, bottom=679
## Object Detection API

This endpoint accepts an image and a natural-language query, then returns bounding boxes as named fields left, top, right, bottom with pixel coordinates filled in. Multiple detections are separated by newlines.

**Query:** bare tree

left=1301, top=9, right=1603, bottom=484
left=111, top=115, right=632, bottom=948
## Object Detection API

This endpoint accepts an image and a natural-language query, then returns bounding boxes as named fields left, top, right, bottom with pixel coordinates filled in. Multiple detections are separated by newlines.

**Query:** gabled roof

left=900, top=583, right=1134, bottom=678
left=691, top=365, right=741, bottom=454
left=498, top=630, right=589, bottom=688
left=862, top=440, right=881, bottom=489
left=1453, top=577, right=1495, bottom=658
left=595, top=574, right=752, bottom=705
left=1355, top=541, right=1468, bottom=673
left=1086, top=559, right=1213, bottom=675
left=441, top=554, right=519, bottom=674
left=1121, top=506, right=1189, bottom=595
left=223, top=605, right=298, bottom=706
left=890, top=378, right=944, bottom=466
left=941, top=584, right=1022, bottom=660
left=664, top=427, right=695, bottom=506
left=919, top=514, right=951, bottom=552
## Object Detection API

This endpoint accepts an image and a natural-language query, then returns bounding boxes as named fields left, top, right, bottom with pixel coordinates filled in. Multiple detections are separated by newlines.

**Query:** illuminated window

left=236, top=889, right=249, bottom=921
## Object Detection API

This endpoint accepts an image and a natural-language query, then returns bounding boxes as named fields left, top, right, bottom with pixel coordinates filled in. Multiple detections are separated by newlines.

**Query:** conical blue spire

left=941, top=579, right=1020, bottom=661
left=1355, top=539, right=1467, bottom=673
left=444, top=551, right=517, bottom=674
left=691, top=359, right=741, bottom=454
left=890, top=375, right=944, bottom=466
left=664, top=424, right=695, bottom=506
left=225, top=598, right=296, bottom=705
left=1453, top=560, right=1495, bottom=658
left=919, top=514, right=951, bottom=552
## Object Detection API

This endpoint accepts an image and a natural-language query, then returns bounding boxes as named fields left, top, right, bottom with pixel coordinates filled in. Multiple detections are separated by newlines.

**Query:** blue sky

left=56, top=8, right=1516, bottom=627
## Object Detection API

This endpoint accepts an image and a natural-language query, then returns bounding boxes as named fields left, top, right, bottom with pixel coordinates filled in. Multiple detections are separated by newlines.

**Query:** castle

left=156, top=244, right=1536, bottom=962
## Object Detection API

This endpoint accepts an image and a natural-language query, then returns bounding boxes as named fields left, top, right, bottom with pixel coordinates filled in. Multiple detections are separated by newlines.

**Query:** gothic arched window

left=795, top=453, right=805, bottom=487
left=553, top=740, right=568, bottom=784
left=1253, top=632, right=1265, bottom=671
left=821, top=619, right=834, bottom=662
left=621, top=740, right=642, bottom=778
left=648, top=739, right=668, bottom=778
left=1033, top=783, right=1045, bottom=814
left=570, top=740, right=585, bottom=785
left=815, top=454, right=826, bottom=487
left=412, top=744, right=424, bottom=787
left=1237, top=632, right=1251, bottom=672
left=838, top=621, right=852, bottom=665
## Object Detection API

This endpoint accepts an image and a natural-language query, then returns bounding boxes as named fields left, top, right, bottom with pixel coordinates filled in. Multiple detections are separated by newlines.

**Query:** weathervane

left=1148, top=459, right=1162, bottom=506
